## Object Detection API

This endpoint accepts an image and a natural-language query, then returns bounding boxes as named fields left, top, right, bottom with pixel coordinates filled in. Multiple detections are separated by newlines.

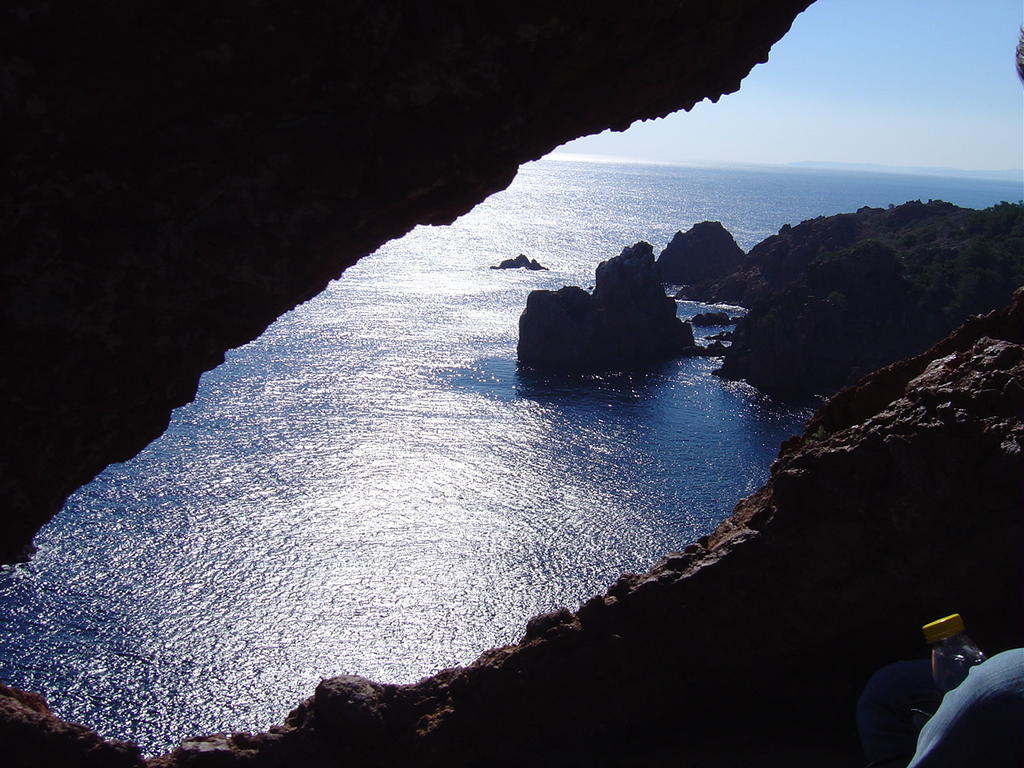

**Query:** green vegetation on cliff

left=904, top=201, right=1024, bottom=322
left=712, top=200, right=1024, bottom=397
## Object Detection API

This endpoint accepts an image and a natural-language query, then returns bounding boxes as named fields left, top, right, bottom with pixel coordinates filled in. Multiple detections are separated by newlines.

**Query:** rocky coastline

left=683, top=201, right=1024, bottom=398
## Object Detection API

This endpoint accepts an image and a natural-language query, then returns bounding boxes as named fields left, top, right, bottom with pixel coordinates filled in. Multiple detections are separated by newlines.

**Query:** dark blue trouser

left=908, top=648, right=1024, bottom=767
left=857, top=649, right=1024, bottom=767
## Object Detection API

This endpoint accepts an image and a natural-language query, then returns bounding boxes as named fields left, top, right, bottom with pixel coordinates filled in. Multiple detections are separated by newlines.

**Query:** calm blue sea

left=1, top=159, right=1019, bottom=755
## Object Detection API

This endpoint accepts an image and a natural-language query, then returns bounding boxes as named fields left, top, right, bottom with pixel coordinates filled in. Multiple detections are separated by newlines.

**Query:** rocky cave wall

left=1, top=0, right=813, bottom=562
left=5, top=2, right=1023, bottom=767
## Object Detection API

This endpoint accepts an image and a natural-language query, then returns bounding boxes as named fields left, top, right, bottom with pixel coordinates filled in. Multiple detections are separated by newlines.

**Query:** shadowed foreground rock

left=518, top=242, right=696, bottom=369
left=0, top=0, right=813, bottom=561
left=0, top=685, right=143, bottom=768
left=131, top=292, right=1019, bottom=768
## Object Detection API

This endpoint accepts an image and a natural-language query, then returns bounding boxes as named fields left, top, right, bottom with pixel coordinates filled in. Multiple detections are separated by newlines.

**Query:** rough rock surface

left=693, top=201, right=1024, bottom=397
left=0, top=0, right=814, bottom=561
left=806, top=286, right=1024, bottom=437
left=0, top=685, right=143, bottom=768
left=656, top=220, right=745, bottom=284
left=131, top=289, right=1021, bottom=768
left=490, top=254, right=548, bottom=270
left=517, top=242, right=696, bottom=368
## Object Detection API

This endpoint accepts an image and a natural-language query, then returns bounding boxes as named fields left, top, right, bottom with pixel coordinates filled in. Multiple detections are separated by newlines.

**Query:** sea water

left=0, top=158, right=1019, bottom=754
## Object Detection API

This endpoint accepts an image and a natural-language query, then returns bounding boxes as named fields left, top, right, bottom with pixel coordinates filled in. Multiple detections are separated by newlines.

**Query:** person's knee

left=909, top=649, right=1024, bottom=768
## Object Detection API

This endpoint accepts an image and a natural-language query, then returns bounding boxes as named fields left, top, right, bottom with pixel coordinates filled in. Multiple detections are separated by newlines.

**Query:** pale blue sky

left=555, top=0, right=1024, bottom=173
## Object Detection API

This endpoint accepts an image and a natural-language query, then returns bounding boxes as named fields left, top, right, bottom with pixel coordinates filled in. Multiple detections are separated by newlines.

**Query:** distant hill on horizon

left=787, top=160, right=1023, bottom=184
left=547, top=153, right=1023, bottom=187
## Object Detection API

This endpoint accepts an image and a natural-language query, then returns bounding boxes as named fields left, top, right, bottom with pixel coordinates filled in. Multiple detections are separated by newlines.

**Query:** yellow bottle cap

left=923, top=613, right=966, bottom=644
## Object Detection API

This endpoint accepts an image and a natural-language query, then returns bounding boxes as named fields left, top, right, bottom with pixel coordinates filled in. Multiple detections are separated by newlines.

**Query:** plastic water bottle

left=922, top=613, right=986, bottom=692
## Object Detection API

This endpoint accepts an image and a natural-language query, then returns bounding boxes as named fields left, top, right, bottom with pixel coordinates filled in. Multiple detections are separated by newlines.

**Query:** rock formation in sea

left=694, top=340, right=729, bottom=356
left=517, top=242, right=697, bottom=369
left=491, top=254, right=548, bottom=270
left=0, top=0, right=815, bottom=562
left=689, top=310, right=736, bottom=326
left=656, top=221, right=745, bottom=285
left=686, top=200, right=1024, bottom=398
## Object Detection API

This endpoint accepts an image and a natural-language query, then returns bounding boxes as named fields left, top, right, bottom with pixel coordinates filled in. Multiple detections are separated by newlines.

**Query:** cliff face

left=0, top=684, right=144, bottom=768
left=0, top=0, right=814, bottom=561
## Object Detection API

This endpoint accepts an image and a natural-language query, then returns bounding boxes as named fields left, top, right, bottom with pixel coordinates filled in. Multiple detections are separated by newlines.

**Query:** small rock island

left=491, top=254, right=549, bottom=270
left=689, top=310, right=737, bottom=326
left=517, top=242, right=697, bottom=369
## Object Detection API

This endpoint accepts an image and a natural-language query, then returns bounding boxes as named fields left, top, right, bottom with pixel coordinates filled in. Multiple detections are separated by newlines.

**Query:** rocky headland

left=656, top=220, right=745, bottom=285
left=518, top=242, right=697, bottom=368
left=490, top=254, right=548, bottom=270
left=679, top=201, right=1024, bottom=397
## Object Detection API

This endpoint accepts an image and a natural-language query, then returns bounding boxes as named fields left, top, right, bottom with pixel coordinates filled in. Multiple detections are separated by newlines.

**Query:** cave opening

left=4, top=1, right=1022, bottom=765
left=2, top=155, right=822, bottom=754
left=7, top=148, right=1019, bottom=755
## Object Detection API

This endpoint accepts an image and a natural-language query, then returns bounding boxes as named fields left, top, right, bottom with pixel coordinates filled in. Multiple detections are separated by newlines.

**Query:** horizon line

left=544, top=152, right=1024, bottom=183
